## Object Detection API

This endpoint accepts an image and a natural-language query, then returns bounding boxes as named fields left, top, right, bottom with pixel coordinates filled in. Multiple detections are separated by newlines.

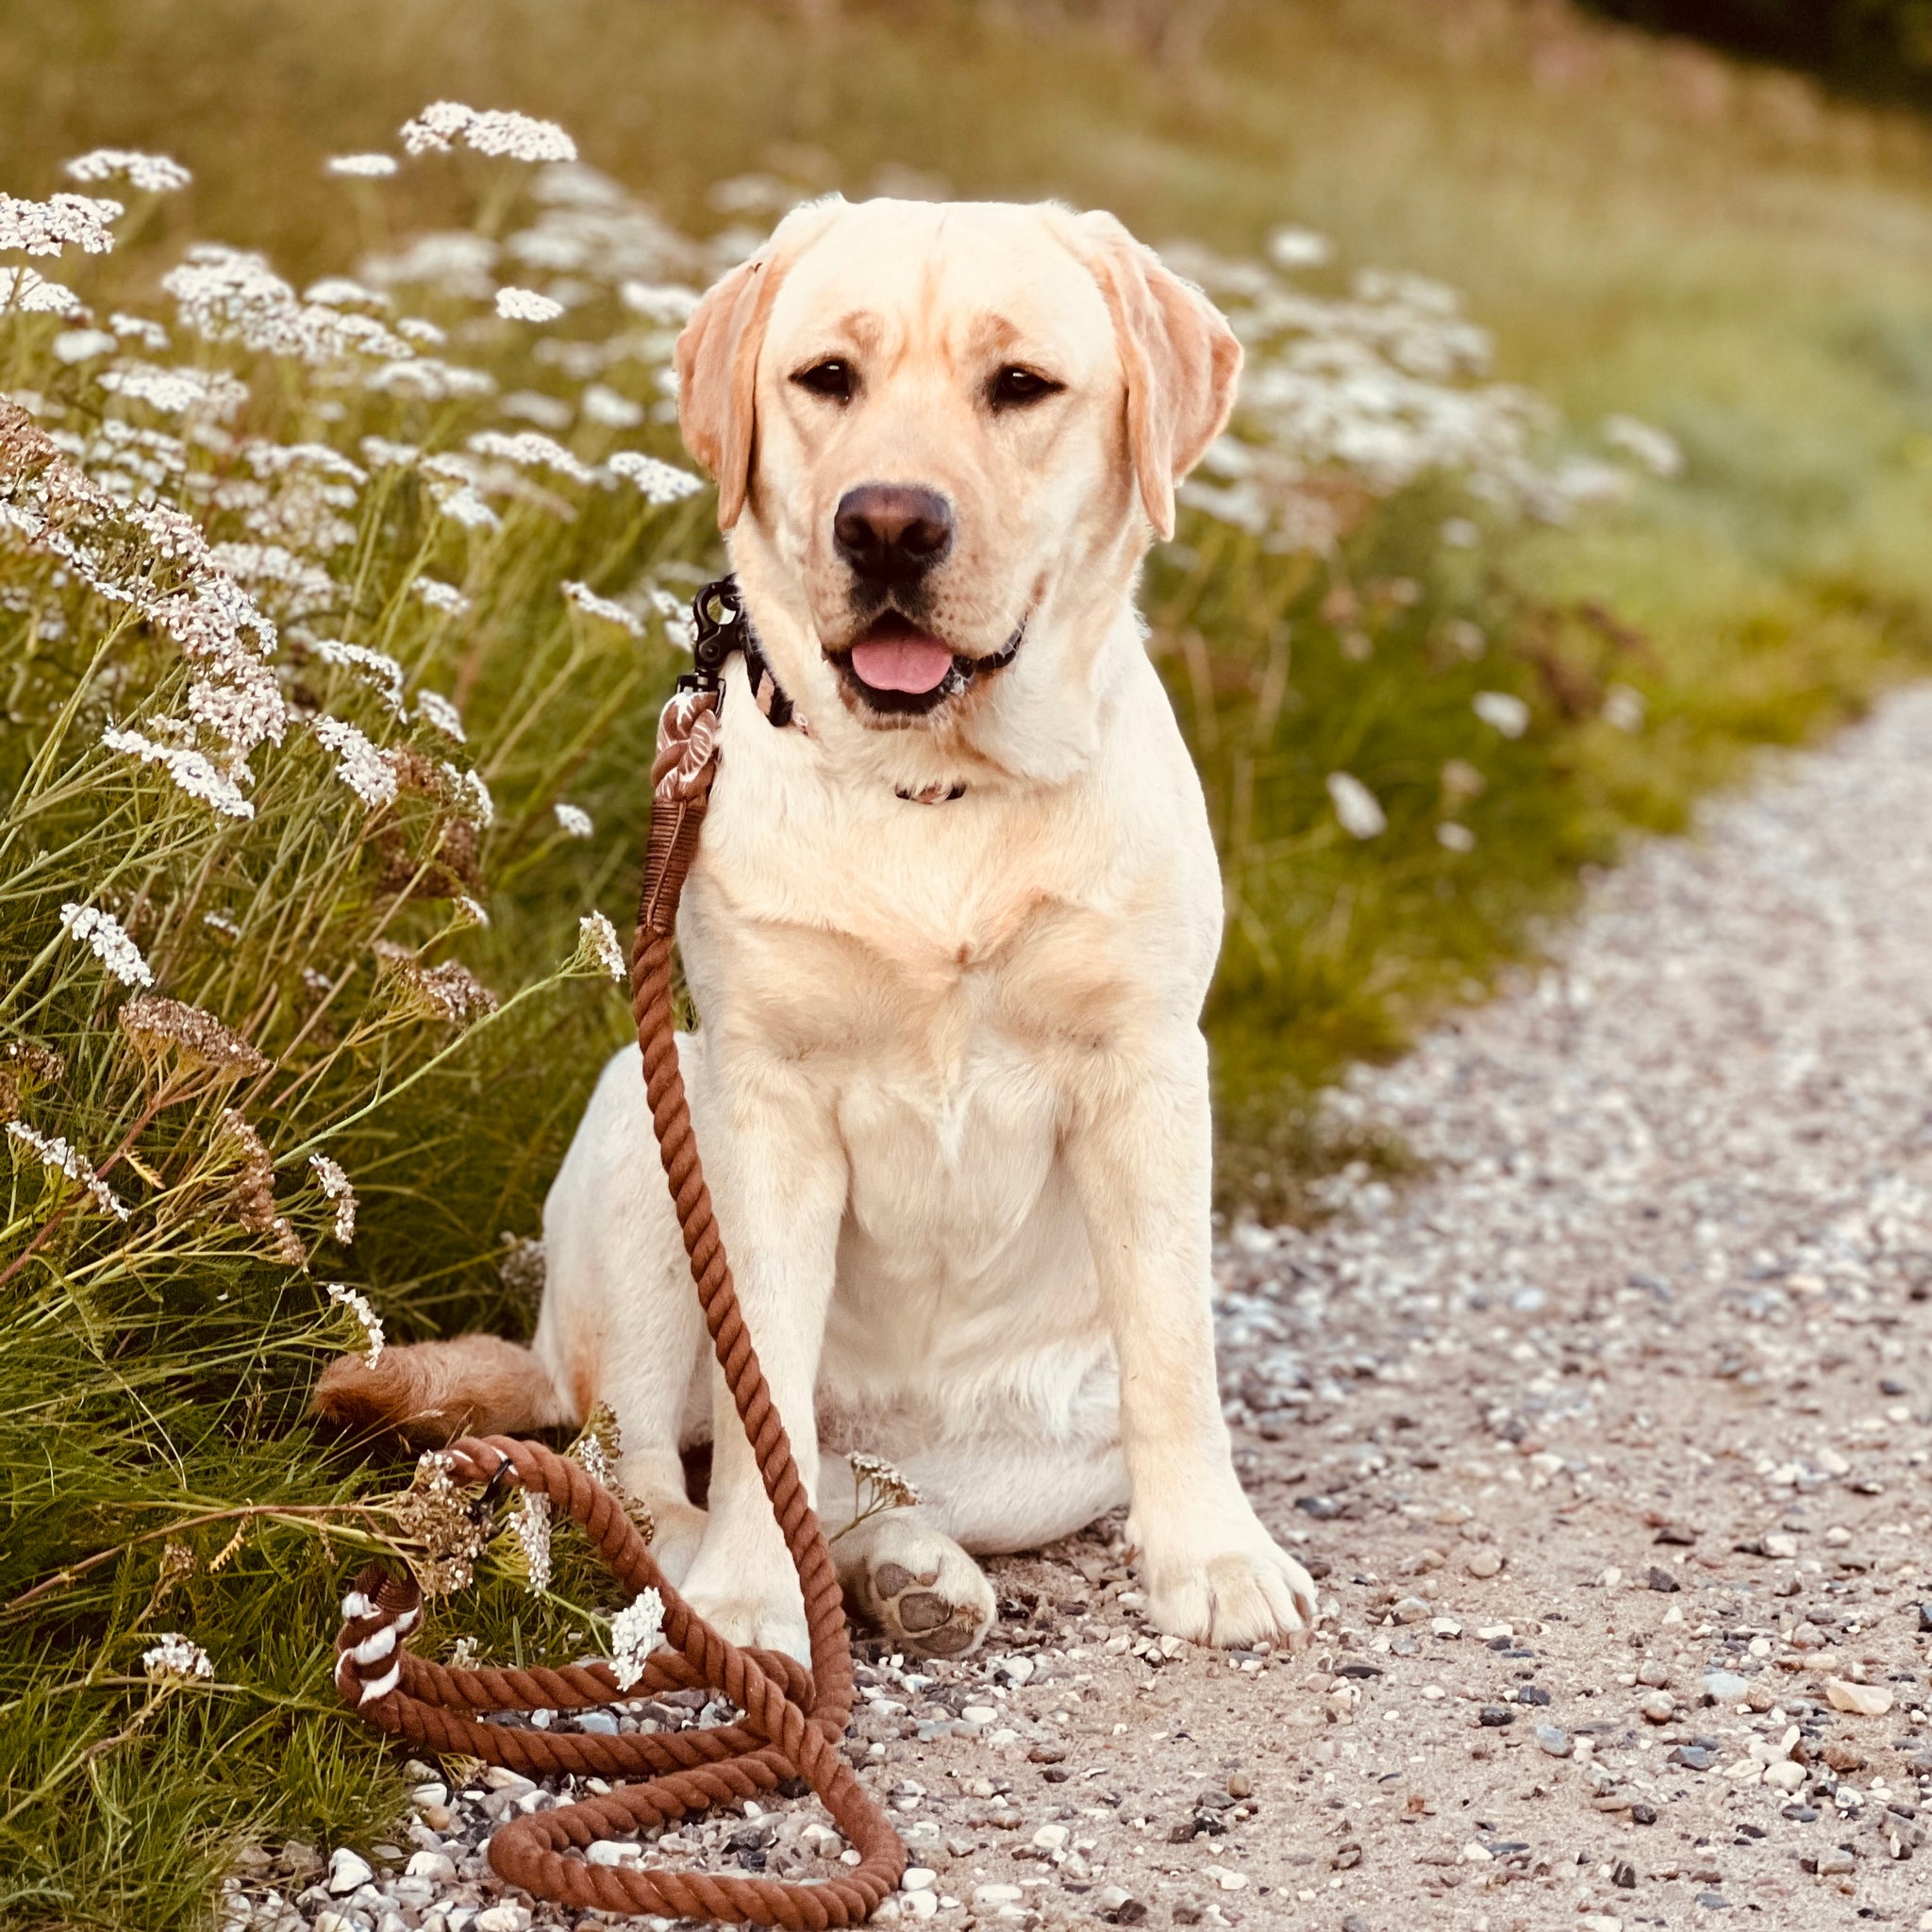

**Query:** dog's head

left=675, top=198, right=1241, bottom=778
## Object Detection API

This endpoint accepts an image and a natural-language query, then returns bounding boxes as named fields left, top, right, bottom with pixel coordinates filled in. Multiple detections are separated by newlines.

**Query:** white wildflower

left=309, top=1155, right=358, bottom=1245
left=102, top=725, right=255, bottom=820
left=312, top=716, right=399, bottom=808
left=1440, top=516, right=1481, bottom=549
left=100, top=361, right=248, bottom=418
left=400, top=103, right=577, bottom=164
left=109, top=311, right=170, bottom=350
left=495, top=286, right=563, bottom=323
left=513, top=1490, right=553, bottom=1595
left=1266, top=225, right=1334, bottom=272
left=360, top=435, right=421, bottom=470
left=608, top=1589, right=664, bottom=1690
left=452, top=896, right=490, bottom=929
left=0, top=192, right=122, bottom=257
left=1473, top=691, right=1530, bottom=740
left=1602, top=683, right=1646, bottom=733
left=326, top=153, right=400, bottom=178
left=648, top=587, right=695, bottom=652
left=313, top=640, right=407, bottom=716
left=142, top=1634, right=214, bottom=1682
left=411, top=576, right=470, bottom=617
left=325, top=1282, right=384, bottom=1365
left=1437, top=821, right=1476, bottom=853
left=580, top=382, right=643, bottom=429
left=608, top=450, right=705, bottom=505
left=848, top=1451, right=922, bottom=1510
left=469, top=428, right=595, bottom=485
left=0, top=268, right=89, bottom=317
left=58, top=903, right=153, bottom=988
left=428, top=482, right=500, bottom=530
left=1325, top=772, right=1387, bottom=841
left=1602, top=413, right=1684, bottom=479
left=448, top=765, right=493, bottom=828
left=502, top=388, right=574, bottom=430
left=202, top=911, right=242, bottom=941
left=415, top=690, right=465, bottom=742
left=554, top=802, right=593, bottom=839
left=561, top=579, right=642, bottom=634
left=576, top=910, right=625, bottom=982
left=52, top=327, right=117, bottom=363
left=619, top=281, right=700, bottom=325
left=63, top=150, right=191, bottom=193
left=6, top=1119, right=129, bottom=1221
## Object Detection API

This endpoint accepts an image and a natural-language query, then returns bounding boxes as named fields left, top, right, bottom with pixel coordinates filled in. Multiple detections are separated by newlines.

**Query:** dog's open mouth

left=829, top=611, right=1026, bottom=716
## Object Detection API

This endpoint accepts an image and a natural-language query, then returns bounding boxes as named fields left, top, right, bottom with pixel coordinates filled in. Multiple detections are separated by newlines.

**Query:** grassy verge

left=0, top=2, right=1930, bottom=1923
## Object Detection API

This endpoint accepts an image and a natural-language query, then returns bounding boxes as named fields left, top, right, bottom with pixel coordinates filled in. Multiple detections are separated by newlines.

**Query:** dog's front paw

left=1137, top=1517, right=1320, bottom=1651
left=680, top=1557, right=812, bottom=1665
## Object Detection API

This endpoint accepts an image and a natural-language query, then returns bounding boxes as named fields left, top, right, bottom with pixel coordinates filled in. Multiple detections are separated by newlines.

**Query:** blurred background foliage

left=4, top=1, right=1932, bottom=1923
left=1584, top=0, right=1932, bottom=110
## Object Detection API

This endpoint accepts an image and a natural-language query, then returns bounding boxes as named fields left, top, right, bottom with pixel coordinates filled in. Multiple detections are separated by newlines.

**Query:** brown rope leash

left=331, top=682, right=908, bottom=1924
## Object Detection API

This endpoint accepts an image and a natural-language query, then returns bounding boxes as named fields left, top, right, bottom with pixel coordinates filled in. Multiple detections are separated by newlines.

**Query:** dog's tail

left=312, top=1336, right=576, bottom=1448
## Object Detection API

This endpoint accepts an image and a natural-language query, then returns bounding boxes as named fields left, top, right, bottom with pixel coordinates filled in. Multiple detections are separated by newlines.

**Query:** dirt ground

left=247, top=691, right=1932, bottom=1932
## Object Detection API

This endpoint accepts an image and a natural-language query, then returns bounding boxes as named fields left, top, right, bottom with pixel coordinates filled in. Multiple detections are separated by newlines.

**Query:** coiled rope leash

left=332, top=581, right=908, bottom=1924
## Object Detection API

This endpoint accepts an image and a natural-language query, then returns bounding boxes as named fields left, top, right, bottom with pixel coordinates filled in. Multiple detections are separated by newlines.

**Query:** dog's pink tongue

left=850, top=633, right=954, bottom=693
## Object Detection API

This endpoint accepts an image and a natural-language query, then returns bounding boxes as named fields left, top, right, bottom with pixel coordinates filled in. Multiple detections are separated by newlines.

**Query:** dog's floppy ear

left=1075, top=211, right=1242, bottom=541
left=675, top=199, right=841, bottom=531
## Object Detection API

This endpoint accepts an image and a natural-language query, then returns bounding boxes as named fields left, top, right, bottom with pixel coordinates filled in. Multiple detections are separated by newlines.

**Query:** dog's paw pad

left=863, top=1552, right=995, bottom=1657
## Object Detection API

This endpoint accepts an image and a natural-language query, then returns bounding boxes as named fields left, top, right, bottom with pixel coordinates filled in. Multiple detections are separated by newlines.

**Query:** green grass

left=3, top=1, right=1932, bottom=1923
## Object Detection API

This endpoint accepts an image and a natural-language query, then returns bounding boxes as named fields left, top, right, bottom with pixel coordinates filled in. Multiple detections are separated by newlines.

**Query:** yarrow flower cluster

left=142, top=1633, right=214, bottom=1682
left=58, top=903, right=154, bottom=988
left=312, top=716, right=399, bottom=809
left=400, top=102, right=578, bottom=165
left=608, top=1588, right=664, bottom=1691
left=118, top=994, right=267, bottom=1077
left=310, top=1154, right=358, bottom=1244
left=0, top=191, right=122, bottom=257
left=512, top=1489, right=552, bottom=1595
left=575, top=911, right=625, bottom=982
left=494, top=286, right=563, bottom=324
left=325, top=1281, right=384, bottom=1365
left=608, top=450, right=706, bottom=505
left=6, top=1119, right=129, bottom=1221
left=554, top=801, right=593, bottom=839
left=561, top=579, right=641, bottom=635
left=102, top=725, right=255, bottom=820
left=414, top=690, right=465, bottom=742
left=325, top=153, right=400, bottom=179
left=0, top=267, right=87, bottom=316
left=63, top=149, right=192, bottom=193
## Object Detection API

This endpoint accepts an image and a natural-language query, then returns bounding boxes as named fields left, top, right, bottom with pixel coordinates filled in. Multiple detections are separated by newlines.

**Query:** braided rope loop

left=332, top=689, right=906, bottom=1924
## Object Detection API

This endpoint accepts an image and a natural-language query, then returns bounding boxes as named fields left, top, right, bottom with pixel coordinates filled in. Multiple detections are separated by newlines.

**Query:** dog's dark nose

left=834, top=484, right=955, bottom=584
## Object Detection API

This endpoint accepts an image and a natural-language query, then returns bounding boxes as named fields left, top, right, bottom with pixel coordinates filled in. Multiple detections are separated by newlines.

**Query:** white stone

left=1762, top=1760, right=1806, bottom=1792
left=902, top=1867, right=938, bottom=1891
left=1032, top=1824, right=1070, bottom=1850
left=475, top=1907, right=532, bottom=1932
left=1826, top=1677, right=1892, bottom=1716
left=973, top=1884, right=1024, bottom=1907
left=325, top=1850, right=374, bottom=1894
left=404, top=1850, right=456, bottom=1881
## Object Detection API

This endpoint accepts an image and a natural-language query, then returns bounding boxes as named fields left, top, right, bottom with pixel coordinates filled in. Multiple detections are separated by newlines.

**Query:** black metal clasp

left=682, top=575, right=747, bottom=696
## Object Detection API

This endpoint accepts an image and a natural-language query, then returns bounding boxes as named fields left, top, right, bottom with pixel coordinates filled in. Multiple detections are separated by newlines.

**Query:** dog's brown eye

left=990, top=366, right=1061, bottom=408
left=792, top=359, right=854, bottom=401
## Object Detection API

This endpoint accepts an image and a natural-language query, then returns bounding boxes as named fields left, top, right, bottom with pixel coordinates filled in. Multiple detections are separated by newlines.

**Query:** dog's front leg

left=1067, top=1029, right=1320, bottom=1649
left=674, top=1054, right=845, bottom=1663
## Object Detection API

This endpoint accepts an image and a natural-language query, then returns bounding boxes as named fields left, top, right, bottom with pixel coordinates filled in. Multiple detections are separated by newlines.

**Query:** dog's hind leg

left=821, top=1433, right=1128, bottom=1657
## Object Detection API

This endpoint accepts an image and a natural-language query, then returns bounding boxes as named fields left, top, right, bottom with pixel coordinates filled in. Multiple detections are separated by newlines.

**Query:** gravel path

left=245, top=687, right=1932, bottom=1932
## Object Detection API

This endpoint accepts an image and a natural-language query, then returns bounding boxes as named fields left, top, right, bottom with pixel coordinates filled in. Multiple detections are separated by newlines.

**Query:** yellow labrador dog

left=318, top=197, right=1319, bottom=1661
